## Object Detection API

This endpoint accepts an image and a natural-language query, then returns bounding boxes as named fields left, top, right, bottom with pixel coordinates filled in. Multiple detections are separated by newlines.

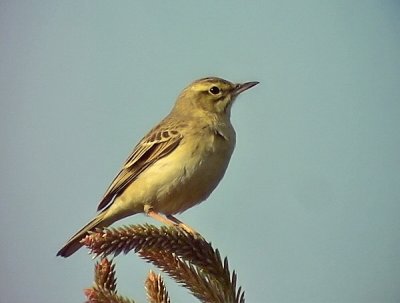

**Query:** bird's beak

left=233, top=81, right=259, bottom=96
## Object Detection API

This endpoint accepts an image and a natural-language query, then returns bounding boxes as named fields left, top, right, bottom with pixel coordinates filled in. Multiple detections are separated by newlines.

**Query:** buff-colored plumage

left=57, top=77, right=258, bottom=257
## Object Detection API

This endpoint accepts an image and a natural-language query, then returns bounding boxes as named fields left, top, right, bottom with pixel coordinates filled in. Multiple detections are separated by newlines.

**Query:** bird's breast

left=152, top=125, right=236, bottom=214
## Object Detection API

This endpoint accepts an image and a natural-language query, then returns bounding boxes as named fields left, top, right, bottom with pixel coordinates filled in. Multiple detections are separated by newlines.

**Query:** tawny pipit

left=57, top=77, right=258, bottom=257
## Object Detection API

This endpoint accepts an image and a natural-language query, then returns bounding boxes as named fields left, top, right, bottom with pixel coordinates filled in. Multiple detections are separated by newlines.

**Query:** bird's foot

left=144, top=206, right=200, bottom=237
left=166, top=214, right=201, bottom=237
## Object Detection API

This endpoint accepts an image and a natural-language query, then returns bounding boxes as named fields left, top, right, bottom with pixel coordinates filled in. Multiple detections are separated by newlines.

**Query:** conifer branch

left=84, top=285, right=135, bottom=303
left=140, top=249, right=234, bottom=303
left=85, top=258, right=134, bottom=303
left=94, top=258, right=117, bottom=292
left=145, top=271, right=170, bottom=303
left=83, top=224, right=245, bottom=303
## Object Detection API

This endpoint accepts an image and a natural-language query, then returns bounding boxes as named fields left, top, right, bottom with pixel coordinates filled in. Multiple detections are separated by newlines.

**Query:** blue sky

left=1, top=1, right=400, bottom=302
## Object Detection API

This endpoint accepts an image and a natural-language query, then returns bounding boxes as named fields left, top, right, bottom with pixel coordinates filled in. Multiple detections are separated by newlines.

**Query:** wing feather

left=96, top=127, right=183, bottom=211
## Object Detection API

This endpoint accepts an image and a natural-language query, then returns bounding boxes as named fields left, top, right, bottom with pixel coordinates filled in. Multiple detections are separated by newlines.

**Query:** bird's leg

left=166, top=214, right=199, bottom=236
left=144, top=205, right=199, bottom=236
left=144, top=206, right=176, bottom=226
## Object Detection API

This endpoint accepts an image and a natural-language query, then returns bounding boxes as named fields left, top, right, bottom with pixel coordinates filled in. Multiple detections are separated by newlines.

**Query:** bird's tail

left=57, top=212, right=108, bottom=257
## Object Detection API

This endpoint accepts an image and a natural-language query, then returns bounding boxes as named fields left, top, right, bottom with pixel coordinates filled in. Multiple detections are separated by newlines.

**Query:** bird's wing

left=97, top=125, right=183, bottom=211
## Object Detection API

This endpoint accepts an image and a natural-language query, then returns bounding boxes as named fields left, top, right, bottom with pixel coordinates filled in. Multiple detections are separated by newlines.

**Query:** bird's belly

left=112, top=131, right=235, bottom=218
left=142, top=137, right=234, bottom=214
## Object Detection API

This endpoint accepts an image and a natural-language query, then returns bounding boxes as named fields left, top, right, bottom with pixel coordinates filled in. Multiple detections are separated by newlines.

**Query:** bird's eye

left=209, top=86, right=220, bottom=95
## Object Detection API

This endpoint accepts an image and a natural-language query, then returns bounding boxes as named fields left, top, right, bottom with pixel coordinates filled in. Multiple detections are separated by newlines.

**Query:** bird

left=57, top=77, right=259, bottom=257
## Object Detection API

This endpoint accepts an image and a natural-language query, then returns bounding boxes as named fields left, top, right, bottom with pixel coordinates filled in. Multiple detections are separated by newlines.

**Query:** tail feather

left=57, top=213, right=107, bottom=257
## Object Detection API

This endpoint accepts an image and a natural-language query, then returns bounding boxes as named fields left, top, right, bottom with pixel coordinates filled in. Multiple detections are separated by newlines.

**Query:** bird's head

left=174, top=77, right=259, bottom=117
